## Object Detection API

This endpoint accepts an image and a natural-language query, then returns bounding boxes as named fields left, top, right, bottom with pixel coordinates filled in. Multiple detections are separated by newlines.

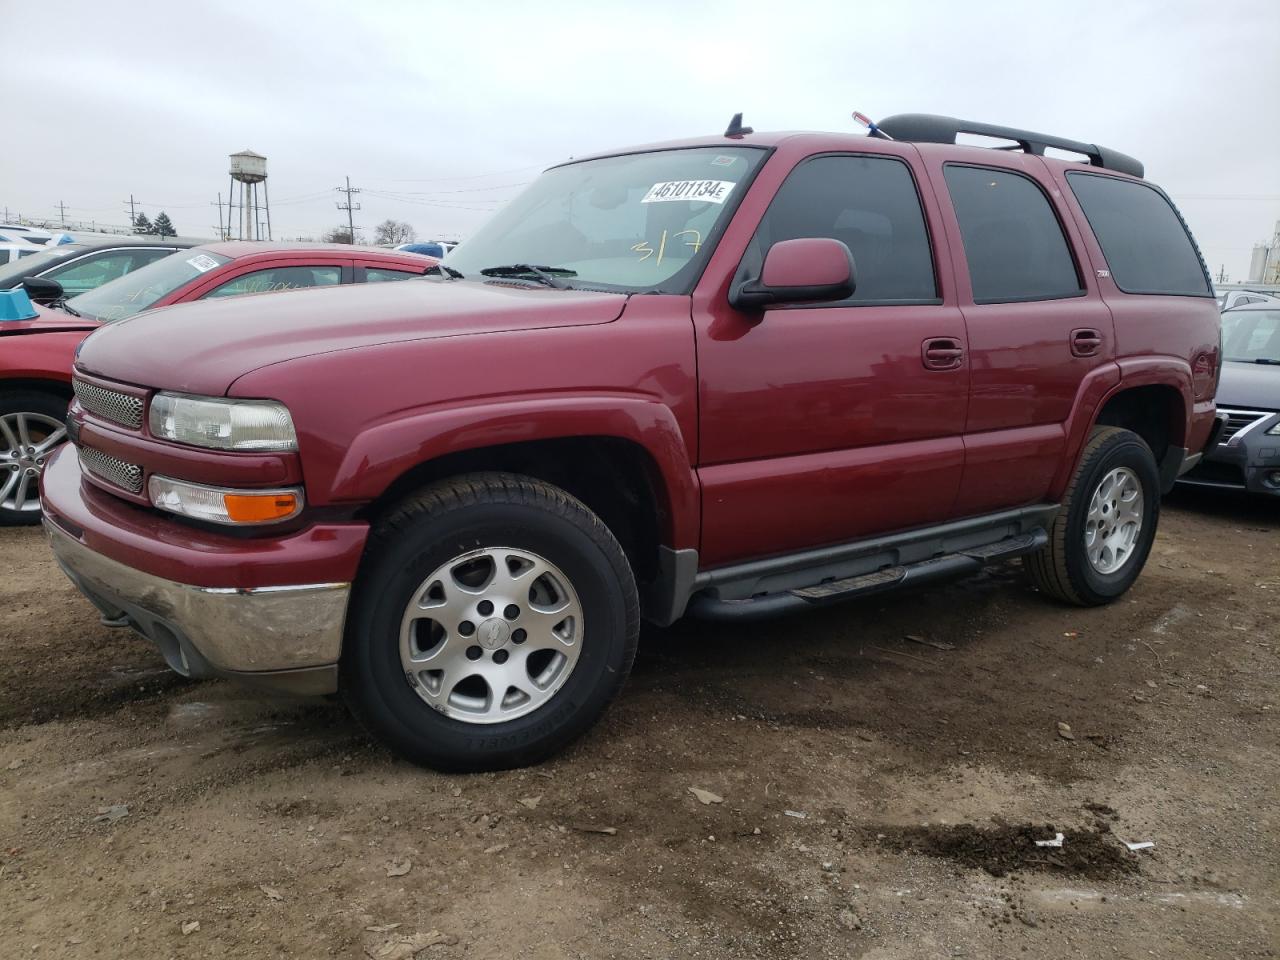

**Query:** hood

left=0, top=300, right=100, bottom=336
left=1217, top=360, right=1280, bottom=412
left=75, top=279, right=627, bottom=396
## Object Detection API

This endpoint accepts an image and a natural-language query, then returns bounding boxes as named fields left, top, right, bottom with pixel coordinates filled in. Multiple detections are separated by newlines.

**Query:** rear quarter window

left=1067, top=173, right=1210, bottom=297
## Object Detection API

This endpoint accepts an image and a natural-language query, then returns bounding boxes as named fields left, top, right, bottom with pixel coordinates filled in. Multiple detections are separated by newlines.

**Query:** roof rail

left=876, top=113, right=1144, bottom=179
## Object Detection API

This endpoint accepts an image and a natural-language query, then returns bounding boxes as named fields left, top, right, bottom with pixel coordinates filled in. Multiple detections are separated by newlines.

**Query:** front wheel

left=1026, top=427, right=1160, bottom=606
left=342, top=473, right=639, bottom=772
left=0, top=390, right=70, bottom=527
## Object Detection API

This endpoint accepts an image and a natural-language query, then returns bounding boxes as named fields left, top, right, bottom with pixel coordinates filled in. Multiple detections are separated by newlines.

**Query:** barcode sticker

left=641, top=180, right=736, bottom=204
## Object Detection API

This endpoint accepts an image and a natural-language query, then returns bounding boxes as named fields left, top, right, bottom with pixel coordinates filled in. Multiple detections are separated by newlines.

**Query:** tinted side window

left=365, top=268, right=420, bottom=283
left=756, top=155, right=936, bottom=303
left=202, top=265, right=342, bottom=299
left=944, top=166, right=1081, bottom=303
left=1067, top=173, right=1209, bottom=297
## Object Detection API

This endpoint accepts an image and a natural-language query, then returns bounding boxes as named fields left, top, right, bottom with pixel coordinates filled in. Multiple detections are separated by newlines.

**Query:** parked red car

left=42, top=115, right=1221, bottom=771
left=1, top=242, right=434, bottom=523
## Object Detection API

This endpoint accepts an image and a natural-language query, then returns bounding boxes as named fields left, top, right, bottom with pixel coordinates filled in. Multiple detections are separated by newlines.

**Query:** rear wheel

left=342, top=473, right=639, bottom=772
left=1026, top=427, right=1160, bottom=606
left=0, top=390, right=69, bottom=526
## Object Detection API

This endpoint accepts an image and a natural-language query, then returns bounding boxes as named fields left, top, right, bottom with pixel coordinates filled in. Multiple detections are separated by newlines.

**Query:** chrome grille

left=1217, top=408, right=1272, bottom=445
left=79, top=447, right=143, bottom=494
left=73, top=379, right=144, bottom=429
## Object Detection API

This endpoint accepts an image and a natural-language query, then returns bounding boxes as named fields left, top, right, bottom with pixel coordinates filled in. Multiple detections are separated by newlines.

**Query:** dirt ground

left=1, top=488, right=1276, bottom=959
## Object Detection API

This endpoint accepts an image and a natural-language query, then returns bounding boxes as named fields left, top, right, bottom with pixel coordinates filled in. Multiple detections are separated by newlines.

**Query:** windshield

left=68, top=249, right=230, bottom=321
left=1222, top=309, right=1280, bottom=363
left=0, top=245, right=86, bottom=286
left=445, top=146, right=766, bottom=293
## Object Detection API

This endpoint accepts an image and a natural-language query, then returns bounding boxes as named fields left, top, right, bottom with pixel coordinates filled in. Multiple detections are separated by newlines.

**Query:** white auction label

left=641, top=180, right=736, bottom=204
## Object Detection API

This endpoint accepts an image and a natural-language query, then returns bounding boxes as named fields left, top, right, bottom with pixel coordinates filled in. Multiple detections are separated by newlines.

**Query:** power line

left=380, top=181, right=532, bottom=196
left=369, top=163, right=548, bottom=184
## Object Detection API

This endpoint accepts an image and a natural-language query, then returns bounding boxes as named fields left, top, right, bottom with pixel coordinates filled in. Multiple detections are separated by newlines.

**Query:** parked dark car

left=1180, top=302, right=1280, bottom=496
left=0, top=236, right=197, bottom=299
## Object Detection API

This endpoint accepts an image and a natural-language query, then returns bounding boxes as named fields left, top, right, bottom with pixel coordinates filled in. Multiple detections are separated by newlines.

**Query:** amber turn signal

left=223, top=492, right=301, bottom=524
left=148, top=475, right=305, bottom=526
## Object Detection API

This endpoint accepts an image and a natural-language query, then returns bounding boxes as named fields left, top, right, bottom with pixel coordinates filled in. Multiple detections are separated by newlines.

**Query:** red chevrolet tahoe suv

left=40, top=115, right=1222, bottom=772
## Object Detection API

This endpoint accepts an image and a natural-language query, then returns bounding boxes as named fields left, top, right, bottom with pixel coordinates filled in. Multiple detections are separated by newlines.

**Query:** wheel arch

left=1051, top=359, right=1192, bottom=499
left=356, top=435, right=678, bottom=587
left=0, top=377, right=74, bottom=403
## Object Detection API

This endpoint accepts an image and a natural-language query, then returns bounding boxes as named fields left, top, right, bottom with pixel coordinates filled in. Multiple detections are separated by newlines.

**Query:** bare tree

left=373, top=219, right=416, bottom=246
left=323, top=225, right=364, bottom=245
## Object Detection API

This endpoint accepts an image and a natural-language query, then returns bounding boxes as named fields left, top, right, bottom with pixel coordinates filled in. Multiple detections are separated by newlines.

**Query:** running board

left=687, top=529, right=1047, bottom=622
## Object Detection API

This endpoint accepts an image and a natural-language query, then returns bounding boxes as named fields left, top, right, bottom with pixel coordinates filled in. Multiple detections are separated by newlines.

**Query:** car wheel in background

left=0, top=390, right=69, bottom=526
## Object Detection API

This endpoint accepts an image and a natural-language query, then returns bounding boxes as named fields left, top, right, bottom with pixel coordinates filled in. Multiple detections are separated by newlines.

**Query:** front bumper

left=40, top=444, right=366, bottom=695
left=46, top=521, right=348, bottom=694
left=1179, top=409, right=1280, bottom=497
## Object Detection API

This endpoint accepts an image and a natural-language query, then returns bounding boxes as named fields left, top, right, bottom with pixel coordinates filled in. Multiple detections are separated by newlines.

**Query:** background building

left=1248, top=219, right=1280, bottom=284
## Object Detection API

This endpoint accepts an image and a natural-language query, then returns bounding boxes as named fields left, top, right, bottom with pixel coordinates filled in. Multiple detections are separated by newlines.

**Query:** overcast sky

left=3, top=0, right=1277, bottom=279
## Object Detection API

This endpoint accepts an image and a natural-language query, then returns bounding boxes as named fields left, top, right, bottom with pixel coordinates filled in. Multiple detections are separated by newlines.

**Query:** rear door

left=920, top=151, right=1115, bottom=515
left=694, top=150, right=968, bottom=567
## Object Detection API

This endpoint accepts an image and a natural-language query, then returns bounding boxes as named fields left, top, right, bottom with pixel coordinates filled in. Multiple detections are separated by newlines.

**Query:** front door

left=694, top=152, right=969, bottom=568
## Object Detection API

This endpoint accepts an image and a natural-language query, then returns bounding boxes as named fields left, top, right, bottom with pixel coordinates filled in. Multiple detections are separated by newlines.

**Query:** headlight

left=148, top=475, right=304, bottom=525
left=149, top=393, right=297, bottom=451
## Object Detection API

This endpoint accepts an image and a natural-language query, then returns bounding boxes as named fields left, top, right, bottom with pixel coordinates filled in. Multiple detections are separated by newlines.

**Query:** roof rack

left=875, top=113, right=1143, bottom=179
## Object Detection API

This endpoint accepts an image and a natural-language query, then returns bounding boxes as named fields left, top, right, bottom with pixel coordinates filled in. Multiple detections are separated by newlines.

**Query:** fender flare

left=329, top=393, right=701, bottom=549
left=1049, top=357, right=1192, bottom=498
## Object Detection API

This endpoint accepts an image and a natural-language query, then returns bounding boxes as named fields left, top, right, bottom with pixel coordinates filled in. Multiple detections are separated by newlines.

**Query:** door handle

left=922, top=337, right=964, bottom=371
left=1071, top=328, right=1103, bottom=357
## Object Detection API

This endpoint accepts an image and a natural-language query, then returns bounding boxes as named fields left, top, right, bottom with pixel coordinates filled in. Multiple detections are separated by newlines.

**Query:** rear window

left=943, top=165, right=1082, bottom=304
left=1067, top=173, right=1210, bottom=297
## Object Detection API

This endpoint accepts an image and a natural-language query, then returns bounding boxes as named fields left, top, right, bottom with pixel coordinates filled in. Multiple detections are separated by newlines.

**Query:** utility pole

left=334, top=176, right=361, bottom=243
left=1215, top=264, right=1229, bottom=284
left=213, top=194, right=224, bottom=240
left=56, top=200, right=67, bottom=227
left=124, top=194, right=137, bottom=229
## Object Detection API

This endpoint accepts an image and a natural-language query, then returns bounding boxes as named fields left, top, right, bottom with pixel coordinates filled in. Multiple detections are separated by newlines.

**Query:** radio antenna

left=853, top=111, right=893, bottom=140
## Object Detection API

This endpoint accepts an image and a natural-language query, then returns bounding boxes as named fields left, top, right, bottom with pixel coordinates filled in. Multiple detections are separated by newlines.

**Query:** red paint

left=45, top=129, right=1220, bottom=592
left=760, top=237, right=851, bottom=288
left=42, top=446, right=367, bottom=588
left=1, top=243, right=435, bottom=390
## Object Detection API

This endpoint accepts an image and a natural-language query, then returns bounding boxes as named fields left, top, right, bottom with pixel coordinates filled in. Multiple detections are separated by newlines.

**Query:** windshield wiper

left=1246, top=357, right=1280, bottom=365
left=478, top=264, right=577, bottom=289
left=436, top=264, right=464, bottom=280
left=57, top=301, right=81, bottom=317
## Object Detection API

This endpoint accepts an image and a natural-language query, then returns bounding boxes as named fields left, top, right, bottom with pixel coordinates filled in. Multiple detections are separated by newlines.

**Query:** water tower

left=227, top=149, right=271, bottom=240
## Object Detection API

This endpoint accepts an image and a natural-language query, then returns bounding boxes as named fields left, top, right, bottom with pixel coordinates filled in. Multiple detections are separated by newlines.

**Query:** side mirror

left=729, top=237, right=855, bottom=311
left=21, top=276, right=65, bottom=305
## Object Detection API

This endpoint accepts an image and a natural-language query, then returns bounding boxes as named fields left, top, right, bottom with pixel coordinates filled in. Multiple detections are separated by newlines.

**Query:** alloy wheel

left=399, top=546, right=584, bottom=724
left=0, top=412, right=66, bottom=515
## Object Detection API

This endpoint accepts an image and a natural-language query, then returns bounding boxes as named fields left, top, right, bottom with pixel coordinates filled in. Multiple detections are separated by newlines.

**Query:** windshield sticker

left=186, top=254, right=221, bottom=273
left=641, top=180, right=736, bottom=205
left=710, top=155, right=737, bottom=167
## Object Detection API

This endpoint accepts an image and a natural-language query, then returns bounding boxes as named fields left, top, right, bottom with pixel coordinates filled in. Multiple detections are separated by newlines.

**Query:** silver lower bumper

left=45, top=520, right=349, bottom=695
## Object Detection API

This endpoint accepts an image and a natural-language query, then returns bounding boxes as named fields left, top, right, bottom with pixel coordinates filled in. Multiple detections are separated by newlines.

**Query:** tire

left=342, top=472, right=639, bottom=772
left=0, top=389, right=70, bottom=527
left=1026, top=426, right=1160, bottom=606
